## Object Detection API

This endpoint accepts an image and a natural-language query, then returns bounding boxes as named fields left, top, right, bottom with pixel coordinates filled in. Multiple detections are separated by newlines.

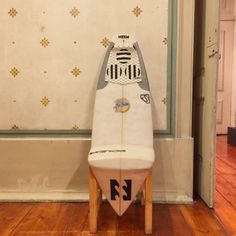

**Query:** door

left=193, top=0, right=220, bottom=207
left=217, top=20, right=234, bottom=134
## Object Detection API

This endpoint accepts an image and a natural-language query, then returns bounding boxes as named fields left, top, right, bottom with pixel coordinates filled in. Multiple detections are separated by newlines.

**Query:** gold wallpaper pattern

left=70, top=7, right=80, bottom=18
left=40, top=38, right=50, bottom=48
left=0, top=0, right=169, bottom=131
left=40, top=96, right=50, bottom=107
left=132, top=6, right=143, bottom=17
left=8, top=8, right=18, bottom=18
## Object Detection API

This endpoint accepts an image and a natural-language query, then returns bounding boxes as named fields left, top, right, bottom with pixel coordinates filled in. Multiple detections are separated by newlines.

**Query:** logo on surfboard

left=114, top=98, right=130, bottom=112
left=110, top=179, right=132, bottom=201
left=140, top=94, right=150, bottom=104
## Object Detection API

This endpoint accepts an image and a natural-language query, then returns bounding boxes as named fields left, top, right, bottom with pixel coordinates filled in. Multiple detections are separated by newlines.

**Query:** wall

left=0, top=0, right=194, bottom=203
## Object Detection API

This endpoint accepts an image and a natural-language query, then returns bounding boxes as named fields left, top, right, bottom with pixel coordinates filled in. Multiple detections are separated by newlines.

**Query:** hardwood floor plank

left=0, top=203, right=34, bottom=236
left=82, top=202, right=117, bottom=236
left=217, top=157, right=236, bottom=171
left=11, top=203, right=88, bottom=235
left=215, top=135, right=236, bottom=235
left=215, top=190, right=236, bottom=235
left=168, top=205, right=193, bottom=236
left=179, top=199, right=227, bottom=235
left=215, top=168, right=221, bottom=175
left=216, top=136, right=236, bottom=165
left=117, top=203, right=145, bottom=236
left=216, top=158, right=236, bottom=175
left=153, top=204, right=173, bottom=236
left=151, top=204, right=194, bottom=236
left=216, top=174, right=236, bottom=208
left=50, top=203, right=88, bottom=235
left=216, top=135, right=228, bottom=144
left=220, top=174, right=236, bottom=188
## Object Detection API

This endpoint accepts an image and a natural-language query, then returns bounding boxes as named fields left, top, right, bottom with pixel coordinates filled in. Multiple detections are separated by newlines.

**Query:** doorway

left=193, top=0, right=236, bottom=228
left=214, top=0, right=236, bottom=234
left=216, top=0, right=235, bottom=134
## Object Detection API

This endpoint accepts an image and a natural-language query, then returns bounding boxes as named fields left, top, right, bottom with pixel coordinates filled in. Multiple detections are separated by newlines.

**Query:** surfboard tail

left=90, top=166, right=150, bottom=216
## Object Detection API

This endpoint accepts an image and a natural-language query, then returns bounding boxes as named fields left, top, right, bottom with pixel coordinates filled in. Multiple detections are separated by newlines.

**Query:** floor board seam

left=217, top=157, right=236, bottom=172
left=211, top=209, right=231, bottom=236
left=215, top=189, right=236, bottom=212
left=81, top=206, right=90, bottom=233
left=217, top=174, right=236, bottom=191
left=8, top=203, right=35, bottom=236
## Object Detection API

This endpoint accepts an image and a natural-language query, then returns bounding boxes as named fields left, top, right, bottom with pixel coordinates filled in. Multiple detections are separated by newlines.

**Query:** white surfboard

left=88, top=34, right=155, bottom=216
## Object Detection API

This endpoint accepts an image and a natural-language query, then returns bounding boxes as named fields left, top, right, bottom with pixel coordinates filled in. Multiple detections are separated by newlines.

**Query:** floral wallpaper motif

left=0, top=0, right=171, bottom=132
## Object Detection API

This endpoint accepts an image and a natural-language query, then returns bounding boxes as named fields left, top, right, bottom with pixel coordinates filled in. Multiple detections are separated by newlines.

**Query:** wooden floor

left=0, top=135, right=235, bottom=236
left=0, top=200, right=228, bottom=236
left=215, top=135, right=236, bottom=236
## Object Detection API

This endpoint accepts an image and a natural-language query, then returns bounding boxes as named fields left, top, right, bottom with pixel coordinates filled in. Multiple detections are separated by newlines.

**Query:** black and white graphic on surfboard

left=110, top=179, right=132, bottom=201
left=106, top=62, right=141, bottom=81
left=116, top=49, right=131, bottom=64
left=140, top=94, right=150, bottom=104
left=105, top=46, right=142, bottom=84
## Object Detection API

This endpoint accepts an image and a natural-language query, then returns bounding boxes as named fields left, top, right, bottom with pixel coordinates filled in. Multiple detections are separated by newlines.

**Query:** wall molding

left=175, top=0, right=195, bottom=138
left=0, top=190, right=193, bottom=204
left=0, top=0, right=178, bottom=137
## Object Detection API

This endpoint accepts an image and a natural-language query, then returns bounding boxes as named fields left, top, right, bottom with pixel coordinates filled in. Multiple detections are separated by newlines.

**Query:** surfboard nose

left=111, top=34, right=136, bottom=48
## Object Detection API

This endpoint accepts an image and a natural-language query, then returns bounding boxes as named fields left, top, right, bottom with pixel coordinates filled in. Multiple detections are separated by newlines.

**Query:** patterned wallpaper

left=0, top=0, right=173, bottom=133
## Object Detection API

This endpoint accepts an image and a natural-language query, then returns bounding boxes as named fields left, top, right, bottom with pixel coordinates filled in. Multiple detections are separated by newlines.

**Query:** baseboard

left=0, top=190, right=193, bottom=204
left=0, top=191, right=89, bottom=202
left=152, top=190, right=193, bottom=204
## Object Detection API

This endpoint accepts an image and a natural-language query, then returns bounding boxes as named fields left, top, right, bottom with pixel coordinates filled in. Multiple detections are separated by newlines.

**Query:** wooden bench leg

left=145, top=169, right=152, bottom=234
left=141, top=183, right=145, bottom=206
left=89, top=167, right=102, bottom=234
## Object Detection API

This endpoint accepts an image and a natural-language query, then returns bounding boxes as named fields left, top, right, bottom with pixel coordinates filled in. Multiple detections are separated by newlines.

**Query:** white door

left=217, top=20, right=234, bottom=134
left=194, top=0, right=220, bottom=207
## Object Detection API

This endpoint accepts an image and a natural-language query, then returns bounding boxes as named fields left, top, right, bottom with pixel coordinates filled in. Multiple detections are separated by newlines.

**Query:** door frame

left=175, top=0, right=195, bottom=138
